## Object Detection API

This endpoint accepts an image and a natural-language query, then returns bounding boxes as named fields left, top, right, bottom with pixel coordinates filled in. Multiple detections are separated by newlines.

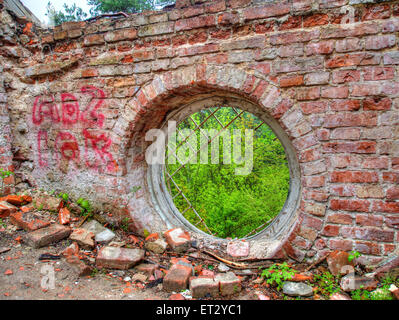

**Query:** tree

left=87, top=0, right=175, bottom=15
left=46, top=2, right=88, bottom=26
left=46, top=0, right=175, bottom=26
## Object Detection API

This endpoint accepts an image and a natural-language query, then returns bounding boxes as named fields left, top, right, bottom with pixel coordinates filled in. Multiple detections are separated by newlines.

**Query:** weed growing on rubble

left=0, top=218, right=6, bottom=228
left=351, top=276, right=398, bottom=300
left=314, top=271, right=341, bottom=297
left=261, top=262, right=296, bottom=290
left=0, top=168, right=14, bottom=196
left=121, top=217, right=130, bottom=232
left=77, top=198, right=92, bottom=216
left=348, top=250, right=362, bottom=263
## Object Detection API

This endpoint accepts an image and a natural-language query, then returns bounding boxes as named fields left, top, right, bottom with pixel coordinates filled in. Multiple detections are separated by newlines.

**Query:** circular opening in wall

left=147, top=96, right=301, bottom=241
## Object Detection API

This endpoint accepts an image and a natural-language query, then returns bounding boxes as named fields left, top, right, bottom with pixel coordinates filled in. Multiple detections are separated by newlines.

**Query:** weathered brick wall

left=1, top=0, right=398, bottom=264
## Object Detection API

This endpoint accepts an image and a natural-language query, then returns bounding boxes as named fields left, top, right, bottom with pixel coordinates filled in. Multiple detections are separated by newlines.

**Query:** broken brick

left=58, top=207, right=70, bottom=225
left=69, top=228, right=95, bottom=249
left=24, top=224, right=71, bottom=248
left=163, top=264, right=192, bottom=292
left=96, top=246, right=144, bottom=270
left=9, top=211, right=50, bottom=231
left=189, top=276, right=219, bottom=298
left=0, top=201, right=17, bottom=218
left=215, top=272, right=241, bottom=296
left=163, top=228, right=191, bottom=253
left=227, top=240, right=250, bottom=258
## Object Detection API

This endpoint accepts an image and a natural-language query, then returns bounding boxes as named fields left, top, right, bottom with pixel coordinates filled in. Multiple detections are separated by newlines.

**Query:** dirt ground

left=0, top=225, right=258, bottom=301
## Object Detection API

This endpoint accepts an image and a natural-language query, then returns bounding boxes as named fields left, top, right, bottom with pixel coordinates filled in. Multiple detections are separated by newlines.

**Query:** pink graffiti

left=83, top=129, right=117, bottom=173
left=32, top=95, right=60, bottom=125
left=55, top=132, right=80, bottom=164
left=33, top=86, right=116, bottom=173
left=37, top=130, right=49, bottom=168
left=80, top=86, right=105, bottom=128
left=61, top=93, right=80, bottom=125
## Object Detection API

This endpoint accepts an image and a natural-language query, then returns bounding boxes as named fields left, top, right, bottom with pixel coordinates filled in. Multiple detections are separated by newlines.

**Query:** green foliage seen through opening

left=165, top=107, right=290, bottom=239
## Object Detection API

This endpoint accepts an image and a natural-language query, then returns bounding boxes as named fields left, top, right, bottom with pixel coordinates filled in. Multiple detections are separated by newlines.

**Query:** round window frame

left=147, top=96, right=301, bottom=242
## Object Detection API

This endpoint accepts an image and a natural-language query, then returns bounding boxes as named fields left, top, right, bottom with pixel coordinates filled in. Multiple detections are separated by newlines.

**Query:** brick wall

left=0, top=0, right=398, bottom=264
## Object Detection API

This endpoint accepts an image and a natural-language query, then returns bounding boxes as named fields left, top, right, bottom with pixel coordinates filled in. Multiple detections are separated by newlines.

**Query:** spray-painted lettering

left=32, top=86, right=117, bottom=173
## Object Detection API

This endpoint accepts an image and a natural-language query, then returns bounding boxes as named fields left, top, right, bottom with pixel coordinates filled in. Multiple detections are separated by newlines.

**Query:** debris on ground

left=0, top=189, right=398, bottom=300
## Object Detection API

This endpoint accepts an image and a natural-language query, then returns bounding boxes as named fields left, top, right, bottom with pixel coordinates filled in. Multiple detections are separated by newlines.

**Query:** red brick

left=243, top=2, right=290, bottom=21
left=355, top=241, right=381, bottom=255
left=227, top=240, right=249, bottom=257
left=330, top=171, right=379, bottom=183
left=326, top=53, right=380, bottom=68
left=327, top=250, right=354, bottom=276
left=365, top=35, right=396, bottom=50
left=335, top=38, right=363, bottom=53
left=330, top=99, right=361, bottom=111
left=329, top=239, right=353, bottom=251
left=383, top=172, right=399, bottom=183
left=356, top=214, right=383, bottom=227
left=352, top=83, right=383, bottom=96
left=0, top=201, right=17, bottom=218
left=215, top=272, right=242, bottom=296
left=280, top=75, right=304, bottom=87
left=323, top=113, right=377, bottom=128
left=305, top=40, right=334, bottom=55
left=327, top=213, right=353, bottom=225
left=228, top=0, right=251, bottom=9
left=175, top=15, right=216, bottom=31
left=271, top=30, right=319, bottom=45
left=385, top=216, right=399, bottom=229
left=296, top=87, right=320, bottom=100
left=58, top=207, right=70, bottom=225
left=363, top=67, right=395, bottom=81
left=321, top=86, right=349, bottom=99
left=372, top=201, right=399, bottom=214
left=362, top=157, right=389, bottom=169
left=330, top=128, right=360, bottom=140
left=322, top=141, right=376, bottom=154
left=356, top=185, right=385, bottom=199
left=278, top=16, right=302, bottom=30
left=304, top=190, right=328, bottom=202
left=303, top=13, right=329, bottom=28
left=322, top=225, right=340, bottom=237
left=332, top=70, right=361, bottom=84
left=300, top=101, right=328, bottom=115
left=363, top=97, right=392, bottom=111
left=10, top=212, right=50, bottom=231
left=163, top=228, right=191, bottom=253
left=341, top=227, right=394, bottom=242
left=163, top=264, right=192, bottom=292
left=330, top=185, right=356, bottom=197
left=190, top=276, right=220, bottom=298
left=303, top=175, right=325, bottom=188
left=84, top=34, right=105, bottom=46
left=96, top=246, right=144, bottom=270
left=387, top=186, right=399, bottom=201
left=362, top=4, right=391, bottom=21
left=330, top=199, right=370, bottom=213
left=24, top=224, right=71, bottom=249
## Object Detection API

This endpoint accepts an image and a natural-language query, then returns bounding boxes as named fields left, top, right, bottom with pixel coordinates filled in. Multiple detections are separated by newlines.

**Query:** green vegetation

left=348, top=250, right=362, bottom=263
left=0, top=168, right=14, bottom=196
left=261, top=262, right=296, bottom=290
left=351, top=276, right=398, bottom=300
left=0, top=218, right=6, bottom=228
left=46, top=0, right=174, bottom=25
left=166, top=107, right=290, bottom=239
left=46, top=2, right=88, bottom=25
left=314, top=271, right=341, bottom=296
left=77, top=198, right=92, bottom=217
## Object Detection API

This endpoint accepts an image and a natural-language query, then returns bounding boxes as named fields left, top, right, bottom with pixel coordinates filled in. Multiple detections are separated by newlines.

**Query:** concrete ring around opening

left=147, top=95, right=302, bottom=257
